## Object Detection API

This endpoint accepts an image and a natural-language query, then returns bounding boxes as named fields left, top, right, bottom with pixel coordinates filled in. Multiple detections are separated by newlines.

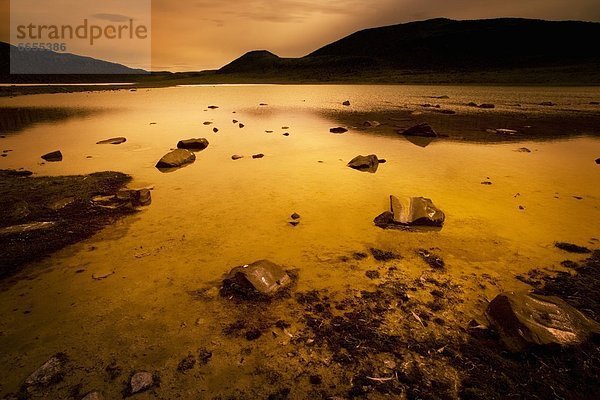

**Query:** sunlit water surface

left=0, top=85, right=599, bottom=398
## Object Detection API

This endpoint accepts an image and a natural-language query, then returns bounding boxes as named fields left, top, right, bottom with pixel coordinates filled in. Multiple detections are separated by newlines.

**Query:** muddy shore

left=0, top=170, right=135, bottom=279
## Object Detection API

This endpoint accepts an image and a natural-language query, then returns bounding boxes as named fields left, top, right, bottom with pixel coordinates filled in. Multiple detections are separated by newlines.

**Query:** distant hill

left=0, top=41, right=147, bottom=83
left=218, top=18, right=600, bottom=83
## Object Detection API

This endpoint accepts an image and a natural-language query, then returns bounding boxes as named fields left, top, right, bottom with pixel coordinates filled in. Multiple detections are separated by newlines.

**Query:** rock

left=539, top=101, right=555, bottom=106
left=41, top=150, right=62, bottom=162
left=309, top=375, right=323, bottom=385
left=177, top=138, right=209, bottom=151
left=290, top=213, right=300, bottom=220
left=207, top=105, right=219, bottom=109
left=555, top=242, right=591, bottom=254
left=467, top=102, right=478, bottom=107
left=155, top=149, right=196, bottom=169
left=347, top=154, right=379, bottom=173
left=330, top=127, right=348, bottom=134
left=245, top=329, right=262, bottom=340
left=282, top=126, right=289, bottom=129
left=384, top=196, right=445, bottom=227
left=96, top=137, right=126, bottom=145
left=342, top=100, right=351, bottom=106
left=259, top=103, right=268, bottom=106
left=23, top=353, right=68, bottom=390
left=595, top=158, right=599, bottom=164
left=517, top=147, right=531, bottom=153
left=288, top=220, right=300, bottom=226
left=363, top=120, right=381, bottom=128
left=494, top=128, right=518, bottom=135
left=486, top=291, right=600, bottom=352
left=129, top=371, right=155, bottom=394
left=92, top=270, right=115, bottom=280
left=198, top=348, right=213, bottom=364
left=481, top=181, right=492, bottom=185
left=81, top=391, right=104, bottom=400
left=432, top=95, right=450, bottom=99
left=222, top=259, right=292, bottom=298
left=365, top=270, right=380, bottom=279
left=239, top=123, right=245, bottom=128
left=116, top=188, right=152, bottom=207
left=233, top=119, right=238, bottom=123
left=479, top=103, right=495, bottom=109
left=397, top=123, right=437, bottom=137
left=49, top=196, right=76, bottom=210
left=590, top=101, right=599, bottom=105
left=203, top=121, right=213, bottom=125
left=213, top=127, right=219, bottom=133
left=252, top=153, right=265, bottom=159
left=0, top=221, right=56, bottom=237
left=283, top=132, right=290, bottom=136
left=231, top=154, right=244, bottom=160
left=432, top=109, right=456, bottom=114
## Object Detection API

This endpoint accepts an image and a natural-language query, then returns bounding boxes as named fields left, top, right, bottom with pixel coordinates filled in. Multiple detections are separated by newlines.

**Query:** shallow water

left=0, top=85, right=599, bottom=398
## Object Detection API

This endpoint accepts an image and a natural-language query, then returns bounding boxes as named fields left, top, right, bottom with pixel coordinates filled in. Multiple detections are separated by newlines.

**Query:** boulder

left=96, top=137, right=126, bottom=145
left=41, top=150, right=62, bottom=162
left=330, top=127, right=348, bottom=134
left=155, top=149, right=196, bottom=169
left=374, top=196, right=445, bottom=228
left=347, top=154, right=379, bottom=173
left=116, top=188, right=152, bottom=207
left=397, top=123, right=437, bottom=137
left=222, top=260, right=291, bottom=298
left=129, top=371, right=155, bottom=394
left=23, top=353, right=68, bottom=391
left=177, top=138, right=209, bottom=151
left=486, top=291, right=600, bottom=352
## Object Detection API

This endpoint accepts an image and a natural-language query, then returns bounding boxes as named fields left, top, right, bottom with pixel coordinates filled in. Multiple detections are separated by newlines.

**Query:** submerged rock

left=486, top=291, right=600, bottom=352
left=155, top=149, right=196, bottom=169
left=116, top=188, right=152, bottom=207
left=397, top=123, right=437, bottom=137
left=41, top=150, right=62, bottom=162
left=374, top=196, right=445, bottom=228
left=555, top=242, right=591, bottom=254
left=96, top=137, right=126, bottom=145
left=330, top=127, right=348, bottom=134
left=222, top=260, right=292, bottom=298
left=347, top=154, right=380, bottom=173
left=129, top=371, right=156, bottom=394
left=23, top=353, right=68, bottom=391
left=177, top=138, right=209, bottom=151
left=363, top=120, right=381, bottom=128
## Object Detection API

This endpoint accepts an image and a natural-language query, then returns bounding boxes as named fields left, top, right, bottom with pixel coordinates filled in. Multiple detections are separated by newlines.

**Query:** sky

left=2, top=0, right=600, bottom=71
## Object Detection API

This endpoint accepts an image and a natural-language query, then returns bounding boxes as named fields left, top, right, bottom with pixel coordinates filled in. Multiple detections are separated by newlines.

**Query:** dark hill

left=218, top=18, right=600, bottom=82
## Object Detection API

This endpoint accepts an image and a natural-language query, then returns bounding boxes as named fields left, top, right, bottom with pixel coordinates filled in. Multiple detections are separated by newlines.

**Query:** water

left=0, top=85, right=599, bottom=398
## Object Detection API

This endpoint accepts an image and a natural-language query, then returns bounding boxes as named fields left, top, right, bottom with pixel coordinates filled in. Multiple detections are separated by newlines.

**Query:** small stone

left=41, top=150, right=62, bottom=162
left=177, top=353, right=196, bottom=373
left=81, top=391, right=104, bottom=400
left=288, top=220, right=300, bottom=226
left=283, top=132, right=290, bottom=136
left=239, top=123, right=245, bottom=128
left=198, top=348, right=213, bottom=364
left=365, top=270, right=380, bottom=279
left=203, top=121, right=213, bottom=125
left=207, top=105, right=219, bottom=109
left=231, top=154, right=244, bottom=160
left=129, top=371, right=155, bottom=394
left=233, top=119, right=238, bottom=123
left=539, top=101, right=555, bottom=106
left=92, top=270, right=115, bottom=280
left=23, top=353, right=68, bottom=390
left=291, top=213, right=300, bottom=220
left=329, top=127, right=348, bottom=134
left=96, top=137, right=126, bottom=145
left=252, top=153, right=265, bottom=159
left=156, top=149, right=196, bottom=169
left=342, top=100, right=350, bottom=106
left=418, top=249, right=445, bottom=269
left=213, top=127, right=219, bottom=133
left=481, top=181, right=493, bottom=185
left=479, top=103, right=495, bottom=109
left=517, top=147, right=531, bottom=153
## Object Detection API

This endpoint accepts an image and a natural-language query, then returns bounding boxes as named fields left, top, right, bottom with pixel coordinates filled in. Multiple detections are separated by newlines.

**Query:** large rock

left=96, top=137, right=126, bottom=145
left=177, top=138, right=209, bottom=151
left=222, top=260, right=292, bottom=298
left=41, top=150, right=62, bottom=162
left=397, top=123, right=437, bottom=137
left=486, top=291, right=600, bottom=352
left=155, top=149, right=196, bottom=169
left=374, top=196, right=445, bottom=228
left=23, top=353, right=68, bottom=391
left=347, top=154, right=380, bottom=173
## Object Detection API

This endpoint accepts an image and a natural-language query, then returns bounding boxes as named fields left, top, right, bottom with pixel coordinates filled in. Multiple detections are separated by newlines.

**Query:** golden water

left=0, top=85, right=599, bottom=398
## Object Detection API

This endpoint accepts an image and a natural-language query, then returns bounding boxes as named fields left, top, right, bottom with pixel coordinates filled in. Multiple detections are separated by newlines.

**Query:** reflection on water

left=0, top=85, right=599, bottom=398
left=0, top=107, right=103, bottom=134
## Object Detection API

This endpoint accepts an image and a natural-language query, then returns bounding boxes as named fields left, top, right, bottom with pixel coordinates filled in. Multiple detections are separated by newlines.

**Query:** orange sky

left=2, top=0, right=600, bottom=71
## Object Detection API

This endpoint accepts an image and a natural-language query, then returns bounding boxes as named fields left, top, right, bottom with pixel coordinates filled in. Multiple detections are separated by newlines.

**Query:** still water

left=0, top=85, right=599, bottom=398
